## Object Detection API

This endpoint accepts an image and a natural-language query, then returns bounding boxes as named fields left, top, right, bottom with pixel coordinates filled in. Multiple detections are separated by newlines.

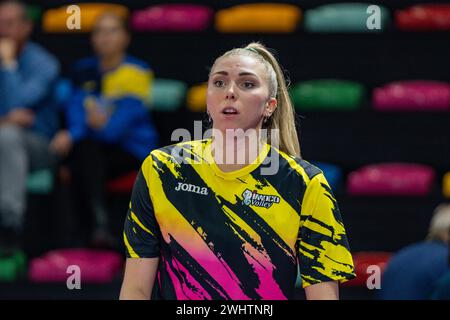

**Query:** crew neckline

left=203, top=138, right=271, bottom=180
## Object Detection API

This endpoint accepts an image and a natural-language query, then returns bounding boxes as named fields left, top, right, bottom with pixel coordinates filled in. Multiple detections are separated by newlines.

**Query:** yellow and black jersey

left=124, top=139, right=355, bottom=300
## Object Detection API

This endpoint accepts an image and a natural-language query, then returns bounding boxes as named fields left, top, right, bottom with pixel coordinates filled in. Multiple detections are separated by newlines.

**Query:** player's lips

left=221, top=106, right=239, bottom=115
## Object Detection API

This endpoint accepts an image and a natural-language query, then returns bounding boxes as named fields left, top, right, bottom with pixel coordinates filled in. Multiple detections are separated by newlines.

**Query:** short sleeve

left=298, top=172, right=355, bottom=288
left=123, top=156, right=161, bottom=258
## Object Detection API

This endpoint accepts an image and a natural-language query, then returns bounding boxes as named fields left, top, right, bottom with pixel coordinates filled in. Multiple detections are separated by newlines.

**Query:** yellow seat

left=187, top=83, right=208, bottom=112
left=43, top=3, right=129, bottom=33
left=215, top=3, right=302, bottom=33
left=443, top=172, right=450, bottom=198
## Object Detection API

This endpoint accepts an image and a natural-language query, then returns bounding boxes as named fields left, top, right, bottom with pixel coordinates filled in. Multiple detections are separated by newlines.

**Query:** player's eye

left=242, top=81, right=255, bottom=89
left=214, top=80, right=225, bottom=87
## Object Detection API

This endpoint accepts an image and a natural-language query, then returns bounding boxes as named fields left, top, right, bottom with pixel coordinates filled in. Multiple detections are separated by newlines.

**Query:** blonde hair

left=209, top=42, right=301, bottom=157
left=427, top=203, right=450, bottom=242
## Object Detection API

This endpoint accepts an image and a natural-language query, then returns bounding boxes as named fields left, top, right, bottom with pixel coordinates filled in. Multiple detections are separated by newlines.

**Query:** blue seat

left=313, top=162, right=343, bottom=191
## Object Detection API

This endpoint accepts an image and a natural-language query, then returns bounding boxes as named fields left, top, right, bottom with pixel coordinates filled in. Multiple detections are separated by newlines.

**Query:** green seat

left=149, top=79, right=187, bottom=112
left=291, top=80, right=365, bottom=111
left=26, top=5, right=42, bottom=23
left=305, top=3, right=390, bottom=32
left=27, top=169, right=54, bottom=194
left=0, top=249, right=26, bottom=282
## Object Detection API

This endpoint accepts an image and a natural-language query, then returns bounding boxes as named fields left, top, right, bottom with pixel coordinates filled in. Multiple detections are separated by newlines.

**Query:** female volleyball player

left=119, top=42, right=355, bottom=300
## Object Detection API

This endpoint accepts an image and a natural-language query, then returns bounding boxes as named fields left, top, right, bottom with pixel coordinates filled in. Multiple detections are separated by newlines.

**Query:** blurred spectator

left=431, top=224, right=450, bottom=300
left=49, top=12, right=158, bottom=248
left=379, top=203, right=450, bottom=300
left=0, top=0, right=59, bottom=250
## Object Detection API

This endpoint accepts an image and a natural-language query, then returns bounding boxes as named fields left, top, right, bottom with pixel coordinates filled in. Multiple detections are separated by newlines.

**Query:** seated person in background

left=0, top=0, right=60, bottom=250
left=379, top=203, right=450, bottom=300
left=50, top=12, right=158, bottom=248
left=431, top=223, right=450, bottom=300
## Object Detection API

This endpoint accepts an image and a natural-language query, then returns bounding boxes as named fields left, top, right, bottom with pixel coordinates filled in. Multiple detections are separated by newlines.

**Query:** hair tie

left=245, top=47, right=260, bottom=55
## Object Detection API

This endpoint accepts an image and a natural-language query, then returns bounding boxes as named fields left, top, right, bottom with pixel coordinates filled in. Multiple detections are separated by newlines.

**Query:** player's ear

left=265, top=97, right=277, bottom=116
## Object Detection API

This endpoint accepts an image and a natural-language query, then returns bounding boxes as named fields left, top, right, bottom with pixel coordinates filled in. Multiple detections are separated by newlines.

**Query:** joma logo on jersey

left=175, top=182, right=208, bottom=195
left=242, top=189, right=280, bottom=209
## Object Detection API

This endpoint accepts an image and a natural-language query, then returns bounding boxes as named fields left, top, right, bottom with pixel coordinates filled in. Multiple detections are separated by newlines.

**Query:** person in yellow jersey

left=119, top=42, right=355, bottom=300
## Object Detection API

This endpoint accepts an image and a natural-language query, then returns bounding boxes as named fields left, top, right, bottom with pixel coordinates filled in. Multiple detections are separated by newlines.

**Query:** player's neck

left=210, top=131, right=266, bottom=173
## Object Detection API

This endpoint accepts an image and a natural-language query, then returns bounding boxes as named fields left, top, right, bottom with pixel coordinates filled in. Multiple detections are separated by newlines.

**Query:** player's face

left=207, top=55, right=277, bottom=134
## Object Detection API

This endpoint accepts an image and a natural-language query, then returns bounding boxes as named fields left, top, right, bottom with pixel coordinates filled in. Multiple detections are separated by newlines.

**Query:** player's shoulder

left=143, top=139, right=209, bottom=165
left=271, top=146, right=323, bottom=181
left=26, top=42, right=58, bottom=64
left=153, top=139, right=208, bottom=155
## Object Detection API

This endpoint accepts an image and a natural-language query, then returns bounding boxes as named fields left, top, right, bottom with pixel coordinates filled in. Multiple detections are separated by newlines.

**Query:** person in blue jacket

left=50, top=12, right=158, bottom=248
left=0, top=0, right=60, bottom=250
left=379, top=203, right=450, bottom=300
left=431, top=218, right=450, bottom=300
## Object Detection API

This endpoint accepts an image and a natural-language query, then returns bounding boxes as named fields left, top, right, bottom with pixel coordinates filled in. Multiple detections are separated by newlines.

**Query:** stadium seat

left=131, top=4, right=213, bottom=32
left=312, top=162, right=343, bottom=191
left=304, top=3, right=390, bottom=32
left=343, top=251, right=392, bottom=287
left=372, top=81, right=450, bottom=111
left=149, top=79, right=187, bottom=111
left=291, top=80, right=365, bottom=111
left=443, top=172, right=450, bottom=198
left=26, top=5, right=42, bottom=22
left=215, top=3, right=302, bottom=33
left=0, top=249, right=26, bottom=282
left=29, top=248, right=123, bottom=283
left=27, top=169, right=54, bottom=195
left=42, top=3, right=129, bottom=33
left=106, top=171, right=138, bottom=194
left=347, top=163, right=435, bottom=196
left=187, top=83, right=208, bottom=112
left=396, top=4, right=450, bottom=31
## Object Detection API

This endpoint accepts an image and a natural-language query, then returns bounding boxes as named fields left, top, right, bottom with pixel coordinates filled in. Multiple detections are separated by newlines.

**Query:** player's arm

left=119, top=257, right=159, bottom=300
left=120, top=157, right=161, bottom=300
left=1, top=49, right=60, bottom=109
left=298, top=172, right=356, bottom=299
left=304, top=281, right=339, bottom=300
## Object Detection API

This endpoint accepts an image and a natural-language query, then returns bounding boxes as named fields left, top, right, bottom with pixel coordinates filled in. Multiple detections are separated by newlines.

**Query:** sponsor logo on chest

left=175, top=182, right=208, bottom=195
left=241, top=189, right=280, bottom=209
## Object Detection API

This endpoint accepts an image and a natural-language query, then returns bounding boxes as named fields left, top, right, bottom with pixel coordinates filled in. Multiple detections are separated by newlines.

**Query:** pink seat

left=29, top=249, right=123, bottom=283
left=373, top=81, right=450, bottom=111
left=347, top=163, right=435, bottom=196
left=343, top=252, right=392, bottom=287
left=131, top=4, right=213, bottom=31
